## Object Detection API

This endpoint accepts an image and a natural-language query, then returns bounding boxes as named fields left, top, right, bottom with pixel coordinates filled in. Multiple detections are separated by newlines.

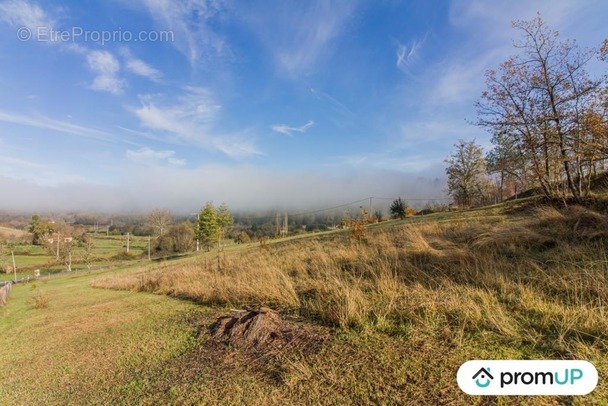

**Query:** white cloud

left=125, top=57, right=162, bottom=81
left=395, top=34, right=427, bottom=76
left=135, top=100, right=189, bottom=135
left=0, top=0, right=54, bottom=32
left=429, top=58, right=492, bottom=105
left=135, top=87, right=218, bottom=137
left=0, top=109, right=116, bottom=142
left=138, top=0, right=230, bottom=66
left=126, top=146, right=185, bottom=166
left=240, top=1, right=358, bottom=76
left=0, top=1, right=130, bottom=95
left=132, top=87, right=260, bottom=158
left=121, top=48, right=162, bottom=81
left=87, top=50, right=125, bottom=94
left=271, top=120, right=314, bottom=136
left=428, top=1, right=607, bottom=110
left=448, top=0, right=579, bottom=36
left=309, top=87, right=354, bottom=117
left=0, top=155, right=44, bottom=169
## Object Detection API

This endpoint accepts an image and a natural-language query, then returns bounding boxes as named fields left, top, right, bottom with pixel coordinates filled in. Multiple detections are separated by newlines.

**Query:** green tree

left=29, top=214, right=55, bottom=245
left=234, top=231, right=251, bottom=244
left=390, top=198, right=407, bottom=220
left=0, top=240, right=8, bottom=273
left=167, top=222, right=195, bottom=253
left=197, top=202, right=220, bottom=250
left=216, top=202, right=234, bottom=244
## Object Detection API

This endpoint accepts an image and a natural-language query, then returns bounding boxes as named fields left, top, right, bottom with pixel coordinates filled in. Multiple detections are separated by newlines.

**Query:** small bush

left=32, top=292, right=49, bottom=309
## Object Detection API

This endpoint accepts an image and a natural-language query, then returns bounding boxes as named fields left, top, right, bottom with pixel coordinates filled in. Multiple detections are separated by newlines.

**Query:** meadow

left=2, top=198, right=608, bottom=404
left=0, top=233, right=150, bottom=281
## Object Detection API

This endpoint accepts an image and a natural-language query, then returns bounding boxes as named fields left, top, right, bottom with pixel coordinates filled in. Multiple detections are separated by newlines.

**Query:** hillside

left=2, top=199, right=608, bottom=404
left=0, top=226, right=28, bottom=240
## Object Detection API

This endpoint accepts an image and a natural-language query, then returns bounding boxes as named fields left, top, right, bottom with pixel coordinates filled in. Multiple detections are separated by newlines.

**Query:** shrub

left=32, top=292, right=49, bottom=309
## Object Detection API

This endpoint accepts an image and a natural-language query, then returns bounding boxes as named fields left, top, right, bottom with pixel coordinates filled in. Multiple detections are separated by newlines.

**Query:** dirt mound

left=209, top=306, right=329, bottom=356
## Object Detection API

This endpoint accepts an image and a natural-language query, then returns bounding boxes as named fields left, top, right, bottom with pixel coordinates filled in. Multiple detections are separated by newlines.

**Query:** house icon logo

left=472, top=367, right=494, bottom=388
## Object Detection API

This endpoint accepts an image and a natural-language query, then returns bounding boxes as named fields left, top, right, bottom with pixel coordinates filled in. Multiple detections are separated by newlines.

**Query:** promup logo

left=457, top=360, right=598, bottom=395
left=472, top=367, right=494, bottom=388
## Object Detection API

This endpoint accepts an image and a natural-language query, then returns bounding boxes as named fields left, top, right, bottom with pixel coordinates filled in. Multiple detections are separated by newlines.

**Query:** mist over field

left=0, top=165, right=446, bottom=213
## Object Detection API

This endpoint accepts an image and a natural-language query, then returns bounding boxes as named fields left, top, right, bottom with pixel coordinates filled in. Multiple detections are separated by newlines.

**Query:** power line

left=236, top=196, right=448, bottom=222
left=239, top=198, right=370, bottom=222
left=371, top=196, right=450, bottom=201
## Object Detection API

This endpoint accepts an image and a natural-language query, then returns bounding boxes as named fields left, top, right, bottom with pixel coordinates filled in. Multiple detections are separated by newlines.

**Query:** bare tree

left=43, top=225, right=75, bottom=272
left=146, top=209, right=173, bottom=237
left=78, top=234, right=96, bottom=270
left=476, top=14, right=606, bottom=202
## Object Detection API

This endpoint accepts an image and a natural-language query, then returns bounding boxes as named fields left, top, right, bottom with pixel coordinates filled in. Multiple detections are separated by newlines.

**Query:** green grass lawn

left=0, top=265, right=205, bottom=405
left=1, top=234, right=151, bottom=281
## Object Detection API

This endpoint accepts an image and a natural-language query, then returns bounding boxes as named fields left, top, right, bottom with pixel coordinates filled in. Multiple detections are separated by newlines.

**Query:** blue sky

left=0, top=0, right=606, bottom=213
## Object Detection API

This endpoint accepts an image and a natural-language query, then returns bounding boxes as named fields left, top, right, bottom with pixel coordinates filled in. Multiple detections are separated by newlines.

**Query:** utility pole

left=126, top=232, right=130, bottom=253
left=282, top=212, right=288, bottom=236
left=191, top=212, right=200, bottom=252
left=56, top=233, right=60, bottom=260
left=369, top=197, right=373, bottom=221
left=11, top=250, right=16, bottom=282
left=148, top=236, right=151, bottom=260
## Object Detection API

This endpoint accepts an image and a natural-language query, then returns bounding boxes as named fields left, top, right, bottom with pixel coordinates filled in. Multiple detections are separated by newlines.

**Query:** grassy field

left=2, top=200, right=608, bottom=404
left=0, top=264, right=206, bottom=405
left=1, top=233, right=150, bottom=281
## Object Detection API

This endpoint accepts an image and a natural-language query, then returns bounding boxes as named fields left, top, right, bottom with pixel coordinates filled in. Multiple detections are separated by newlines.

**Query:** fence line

left=0, top=281, right=12, bottom=306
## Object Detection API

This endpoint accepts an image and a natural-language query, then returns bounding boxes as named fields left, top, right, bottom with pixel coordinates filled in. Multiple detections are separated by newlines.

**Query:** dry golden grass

left=6, top=202, right=608, bottom=404
left=95, top=204, right=608, bottom=352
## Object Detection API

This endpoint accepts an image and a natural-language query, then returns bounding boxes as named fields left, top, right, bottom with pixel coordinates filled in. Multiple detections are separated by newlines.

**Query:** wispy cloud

left=135, top=87, right=219, bottom=137
left=0, top=155, right=44, bottom=169
left=117, top=126, right=166, bottom=143
left=133, top=87, right=260, bottom=158
left=0, top=0, right=54, bottom=32
left=241, top=1, right=358, bottom=76
left=138, top=0, right=230, bottom=66
left=121, top=48, right=162, bottom=82
left=0, top=0, right=129, bottom=95
left=271, top=120, right=314, bottom=136
left=395, top=34, right=427, bottom=77
left=126, top=146, right=185, bottom=166
left=87, top=50, right=125, bottom=94
left=309, top=87, right=354, bottom=117
left=428, top=59, right=489, bottom=105
left=0, top=109, right=116, bottom=142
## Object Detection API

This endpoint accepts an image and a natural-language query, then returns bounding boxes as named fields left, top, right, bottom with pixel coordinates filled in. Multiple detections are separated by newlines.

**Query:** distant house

left=47, top=237, right=73, bottom=244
